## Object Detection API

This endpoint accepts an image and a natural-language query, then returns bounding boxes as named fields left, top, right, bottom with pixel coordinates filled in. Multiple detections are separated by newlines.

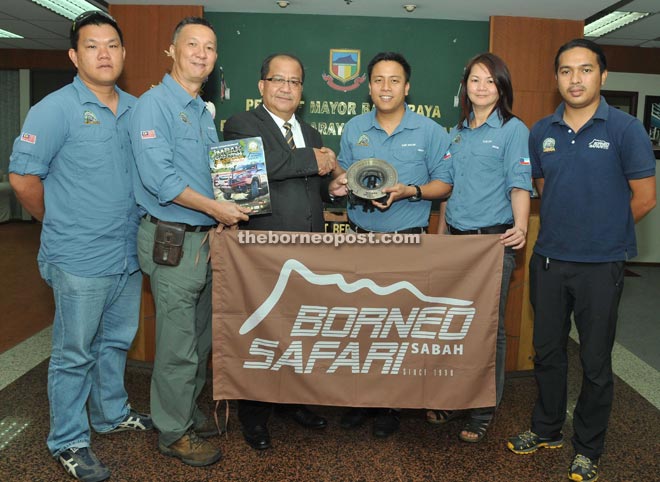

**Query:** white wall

left=604, top=72, right=660, bottom=263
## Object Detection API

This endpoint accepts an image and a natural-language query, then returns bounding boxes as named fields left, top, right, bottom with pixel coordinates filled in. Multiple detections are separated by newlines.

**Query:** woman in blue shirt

left=428, top=53, right=532, bottom=442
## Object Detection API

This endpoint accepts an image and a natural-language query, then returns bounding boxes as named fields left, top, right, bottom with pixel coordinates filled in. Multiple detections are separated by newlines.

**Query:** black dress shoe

left=340, top=407, right=370, bottom=429
left=289, top=406, right=327, bottom=429
left=242, top=424, right=271, bottom=450
left=373, top=409, right=400, bottom=438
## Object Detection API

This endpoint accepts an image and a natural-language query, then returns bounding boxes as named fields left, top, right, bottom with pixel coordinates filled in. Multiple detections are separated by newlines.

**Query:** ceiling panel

left=1, top=0, right=659, bottom=50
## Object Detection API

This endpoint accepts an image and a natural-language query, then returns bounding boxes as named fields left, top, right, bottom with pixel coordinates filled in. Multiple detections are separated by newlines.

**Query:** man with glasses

left=130, top=17, right=249, bottom=468
left=9, top=10, right=151, bottom=482
left=223, top=53, right=345, bottom=450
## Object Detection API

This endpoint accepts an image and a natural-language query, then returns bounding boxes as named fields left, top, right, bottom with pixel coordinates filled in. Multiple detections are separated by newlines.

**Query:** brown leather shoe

left=159, top=430, right=222, bottom=467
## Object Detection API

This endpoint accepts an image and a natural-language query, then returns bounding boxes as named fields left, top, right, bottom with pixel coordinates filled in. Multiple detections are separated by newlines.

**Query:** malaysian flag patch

left=442, top=151, right=452, bottom=160
left=21, top=132, right=37, bottom=144
left=519, top=157, right=530, bottom=165
left=141, top=130, right=156, bottom=140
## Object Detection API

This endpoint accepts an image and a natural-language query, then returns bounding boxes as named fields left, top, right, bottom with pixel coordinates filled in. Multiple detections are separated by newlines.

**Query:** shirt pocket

left=68, top=125, right=115, bottom=169
left=470, top=143, right=504, bottom=172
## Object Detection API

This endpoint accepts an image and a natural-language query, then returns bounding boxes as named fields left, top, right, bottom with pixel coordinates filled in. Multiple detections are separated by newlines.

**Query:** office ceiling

left=1, top=0, right=659, bottom=51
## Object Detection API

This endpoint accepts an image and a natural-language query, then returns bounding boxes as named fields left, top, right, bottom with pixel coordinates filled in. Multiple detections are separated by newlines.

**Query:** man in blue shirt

left=131, top=17, right=249, bottom=468
left=336, top=52, right=451, bottom=438
left=9, top=11, right=152, bottom=482
left=507, top=39, right=656, bottom=482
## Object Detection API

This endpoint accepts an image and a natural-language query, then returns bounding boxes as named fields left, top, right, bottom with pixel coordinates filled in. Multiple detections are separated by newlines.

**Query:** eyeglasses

left=264, top=77, right=303, bottom=88
left=72, top=10, right=116, bottom=32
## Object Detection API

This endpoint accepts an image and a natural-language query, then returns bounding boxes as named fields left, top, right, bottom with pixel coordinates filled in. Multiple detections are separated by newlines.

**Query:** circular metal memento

left=345, top=158, right=398, bottom=200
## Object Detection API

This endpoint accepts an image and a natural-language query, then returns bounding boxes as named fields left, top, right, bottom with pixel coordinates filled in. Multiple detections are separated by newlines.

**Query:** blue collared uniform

left=9, top=75, right=139, bottom=277
left=531, top=97, right=655, bottom=262
left=339, top=106, right=450, bottom=231
left=439, top=111, right=532, bottom=230
left=130, top=74, right=218, bottom=226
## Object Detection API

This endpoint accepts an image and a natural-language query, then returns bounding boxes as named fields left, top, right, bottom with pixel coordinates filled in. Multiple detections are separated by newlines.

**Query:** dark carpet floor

left=1, top=341, right=658, bottom=482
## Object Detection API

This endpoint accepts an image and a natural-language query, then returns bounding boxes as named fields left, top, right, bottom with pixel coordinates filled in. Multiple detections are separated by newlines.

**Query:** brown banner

left=211, top=231, right=503, bottom=410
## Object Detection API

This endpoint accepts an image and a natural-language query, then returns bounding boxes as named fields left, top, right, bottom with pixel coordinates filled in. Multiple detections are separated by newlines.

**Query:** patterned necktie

left=283, top=122, right=296, bottom=150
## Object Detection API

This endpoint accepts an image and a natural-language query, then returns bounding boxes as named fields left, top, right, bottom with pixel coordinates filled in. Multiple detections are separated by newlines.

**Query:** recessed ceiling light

left=0, top=28, right=24, bottom=38
left=584, top=11, right=650, bottom=38
left=31, top=0, right=102, bottom=21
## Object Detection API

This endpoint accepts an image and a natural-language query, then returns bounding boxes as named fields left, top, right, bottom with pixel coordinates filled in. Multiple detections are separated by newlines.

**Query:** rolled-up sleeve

left=504, top=120, right=532, bottom=198
left=130, top=96, right=188, bottom=204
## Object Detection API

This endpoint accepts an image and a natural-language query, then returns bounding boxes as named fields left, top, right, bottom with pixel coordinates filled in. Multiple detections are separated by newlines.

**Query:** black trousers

left=238, top=401, right=303, bottom=429
left=528, top=253, right=625, bottom=459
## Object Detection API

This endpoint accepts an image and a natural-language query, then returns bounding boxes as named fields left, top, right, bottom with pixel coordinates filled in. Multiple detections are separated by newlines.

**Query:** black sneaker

left=104, top=408, right=153, bottom=433
left=507, top=430, right=564, bottom=454
left=569, top=454, right=599, bottom=481
left=58, top=447, right=110, bottom=482
left=373, top=409, right=400, bottom=438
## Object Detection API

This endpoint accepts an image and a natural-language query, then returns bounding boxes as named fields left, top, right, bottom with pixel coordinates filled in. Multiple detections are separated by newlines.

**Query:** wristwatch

left=408, top=184, right=422, bottom=202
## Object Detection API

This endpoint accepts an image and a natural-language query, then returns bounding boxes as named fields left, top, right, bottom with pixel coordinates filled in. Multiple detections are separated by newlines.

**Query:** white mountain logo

left=239, top=258, right=473, bottom=335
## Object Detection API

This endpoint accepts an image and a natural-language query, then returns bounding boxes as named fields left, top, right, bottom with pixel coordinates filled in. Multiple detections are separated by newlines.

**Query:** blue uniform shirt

left=130, top=74, right=219, bottom=226
left=531, top=97, right=655, bottom=262
left=339, top=106, right=450, bottom=232
left=9, top=76, right=139, bottom=277
left=439, top=111, right=532, bottom=230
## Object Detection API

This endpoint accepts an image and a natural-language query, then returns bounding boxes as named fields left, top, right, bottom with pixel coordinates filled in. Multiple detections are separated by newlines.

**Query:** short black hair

left=260, top=53, right=306, bottom=84
left=70, top=11, right=123, bottom=50
left=554, top=38, right=607, bottom=73
left=367, top=52, right=411, bottom=82
left=172, top=17, right=215, bottom=43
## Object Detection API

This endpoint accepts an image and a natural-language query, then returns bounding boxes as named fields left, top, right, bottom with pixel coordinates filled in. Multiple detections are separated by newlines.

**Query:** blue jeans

left=40, top=262, right=142, bottom=457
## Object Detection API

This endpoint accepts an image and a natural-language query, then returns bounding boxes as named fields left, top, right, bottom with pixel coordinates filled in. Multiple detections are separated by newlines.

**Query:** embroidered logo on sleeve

left=141, top=130, right=157, bottom=140
left=442, top=150, right=452, bottom=160
left=20, top=133, right=37, bottom=144
left=519, top=157, right=530, bottom=165
left=83, top=110, right=100, bottom=124
left=588, top=139, right=610, bottom=150
left=542, top=137, right=556, bottom=153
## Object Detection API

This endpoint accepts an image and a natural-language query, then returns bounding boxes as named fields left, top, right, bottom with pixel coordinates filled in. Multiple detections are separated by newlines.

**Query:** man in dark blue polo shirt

left=507, top=39, right=656, bottom=482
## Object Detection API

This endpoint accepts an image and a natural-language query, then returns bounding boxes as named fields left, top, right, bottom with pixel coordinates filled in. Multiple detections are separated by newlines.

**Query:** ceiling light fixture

left=31, top=0, right=102, bottom=21
left=403, top=4, right=417, bottom=13
left=584, top=11, right=650, bottom=38
left=275, top=0, right=290, bottom=8
left=0, top=28, right=24, bottom=38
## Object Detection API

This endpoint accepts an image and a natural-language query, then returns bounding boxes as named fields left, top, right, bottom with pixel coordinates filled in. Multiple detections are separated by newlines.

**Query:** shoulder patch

left=141, top=130, right=157, bottom=140
left=20, top=132, right=37, bottom=144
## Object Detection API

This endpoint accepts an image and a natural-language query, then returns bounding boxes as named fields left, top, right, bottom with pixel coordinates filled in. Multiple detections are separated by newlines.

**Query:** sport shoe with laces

left=58, top=447, right=110, bottom=482
left=104, top=407, right=153, bottom=433
left=569, top=454, right=599, bottom=481
left=507, top=429, right=564, bottom=454
left=158, top=430, right=222, bottom=467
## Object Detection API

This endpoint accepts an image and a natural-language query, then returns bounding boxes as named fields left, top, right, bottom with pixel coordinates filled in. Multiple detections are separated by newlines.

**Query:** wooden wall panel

left=109, top=4, right=203, bottom=97
left=490, top=17, right=582, bottom=371
left=0, top=49, right=70, bottom=70
left=601, top=45, right=660, bottom=75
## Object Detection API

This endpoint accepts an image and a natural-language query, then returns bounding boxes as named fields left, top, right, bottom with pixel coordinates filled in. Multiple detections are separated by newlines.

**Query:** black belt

left=348, top=219, right=425, bottom=234
left=144, top=214, right=215, bottom=233
left=448, top=223, right=512, bottom=235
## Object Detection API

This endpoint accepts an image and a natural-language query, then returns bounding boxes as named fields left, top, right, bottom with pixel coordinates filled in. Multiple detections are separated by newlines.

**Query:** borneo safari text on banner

left=211, top=230, right=504, bottom=410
